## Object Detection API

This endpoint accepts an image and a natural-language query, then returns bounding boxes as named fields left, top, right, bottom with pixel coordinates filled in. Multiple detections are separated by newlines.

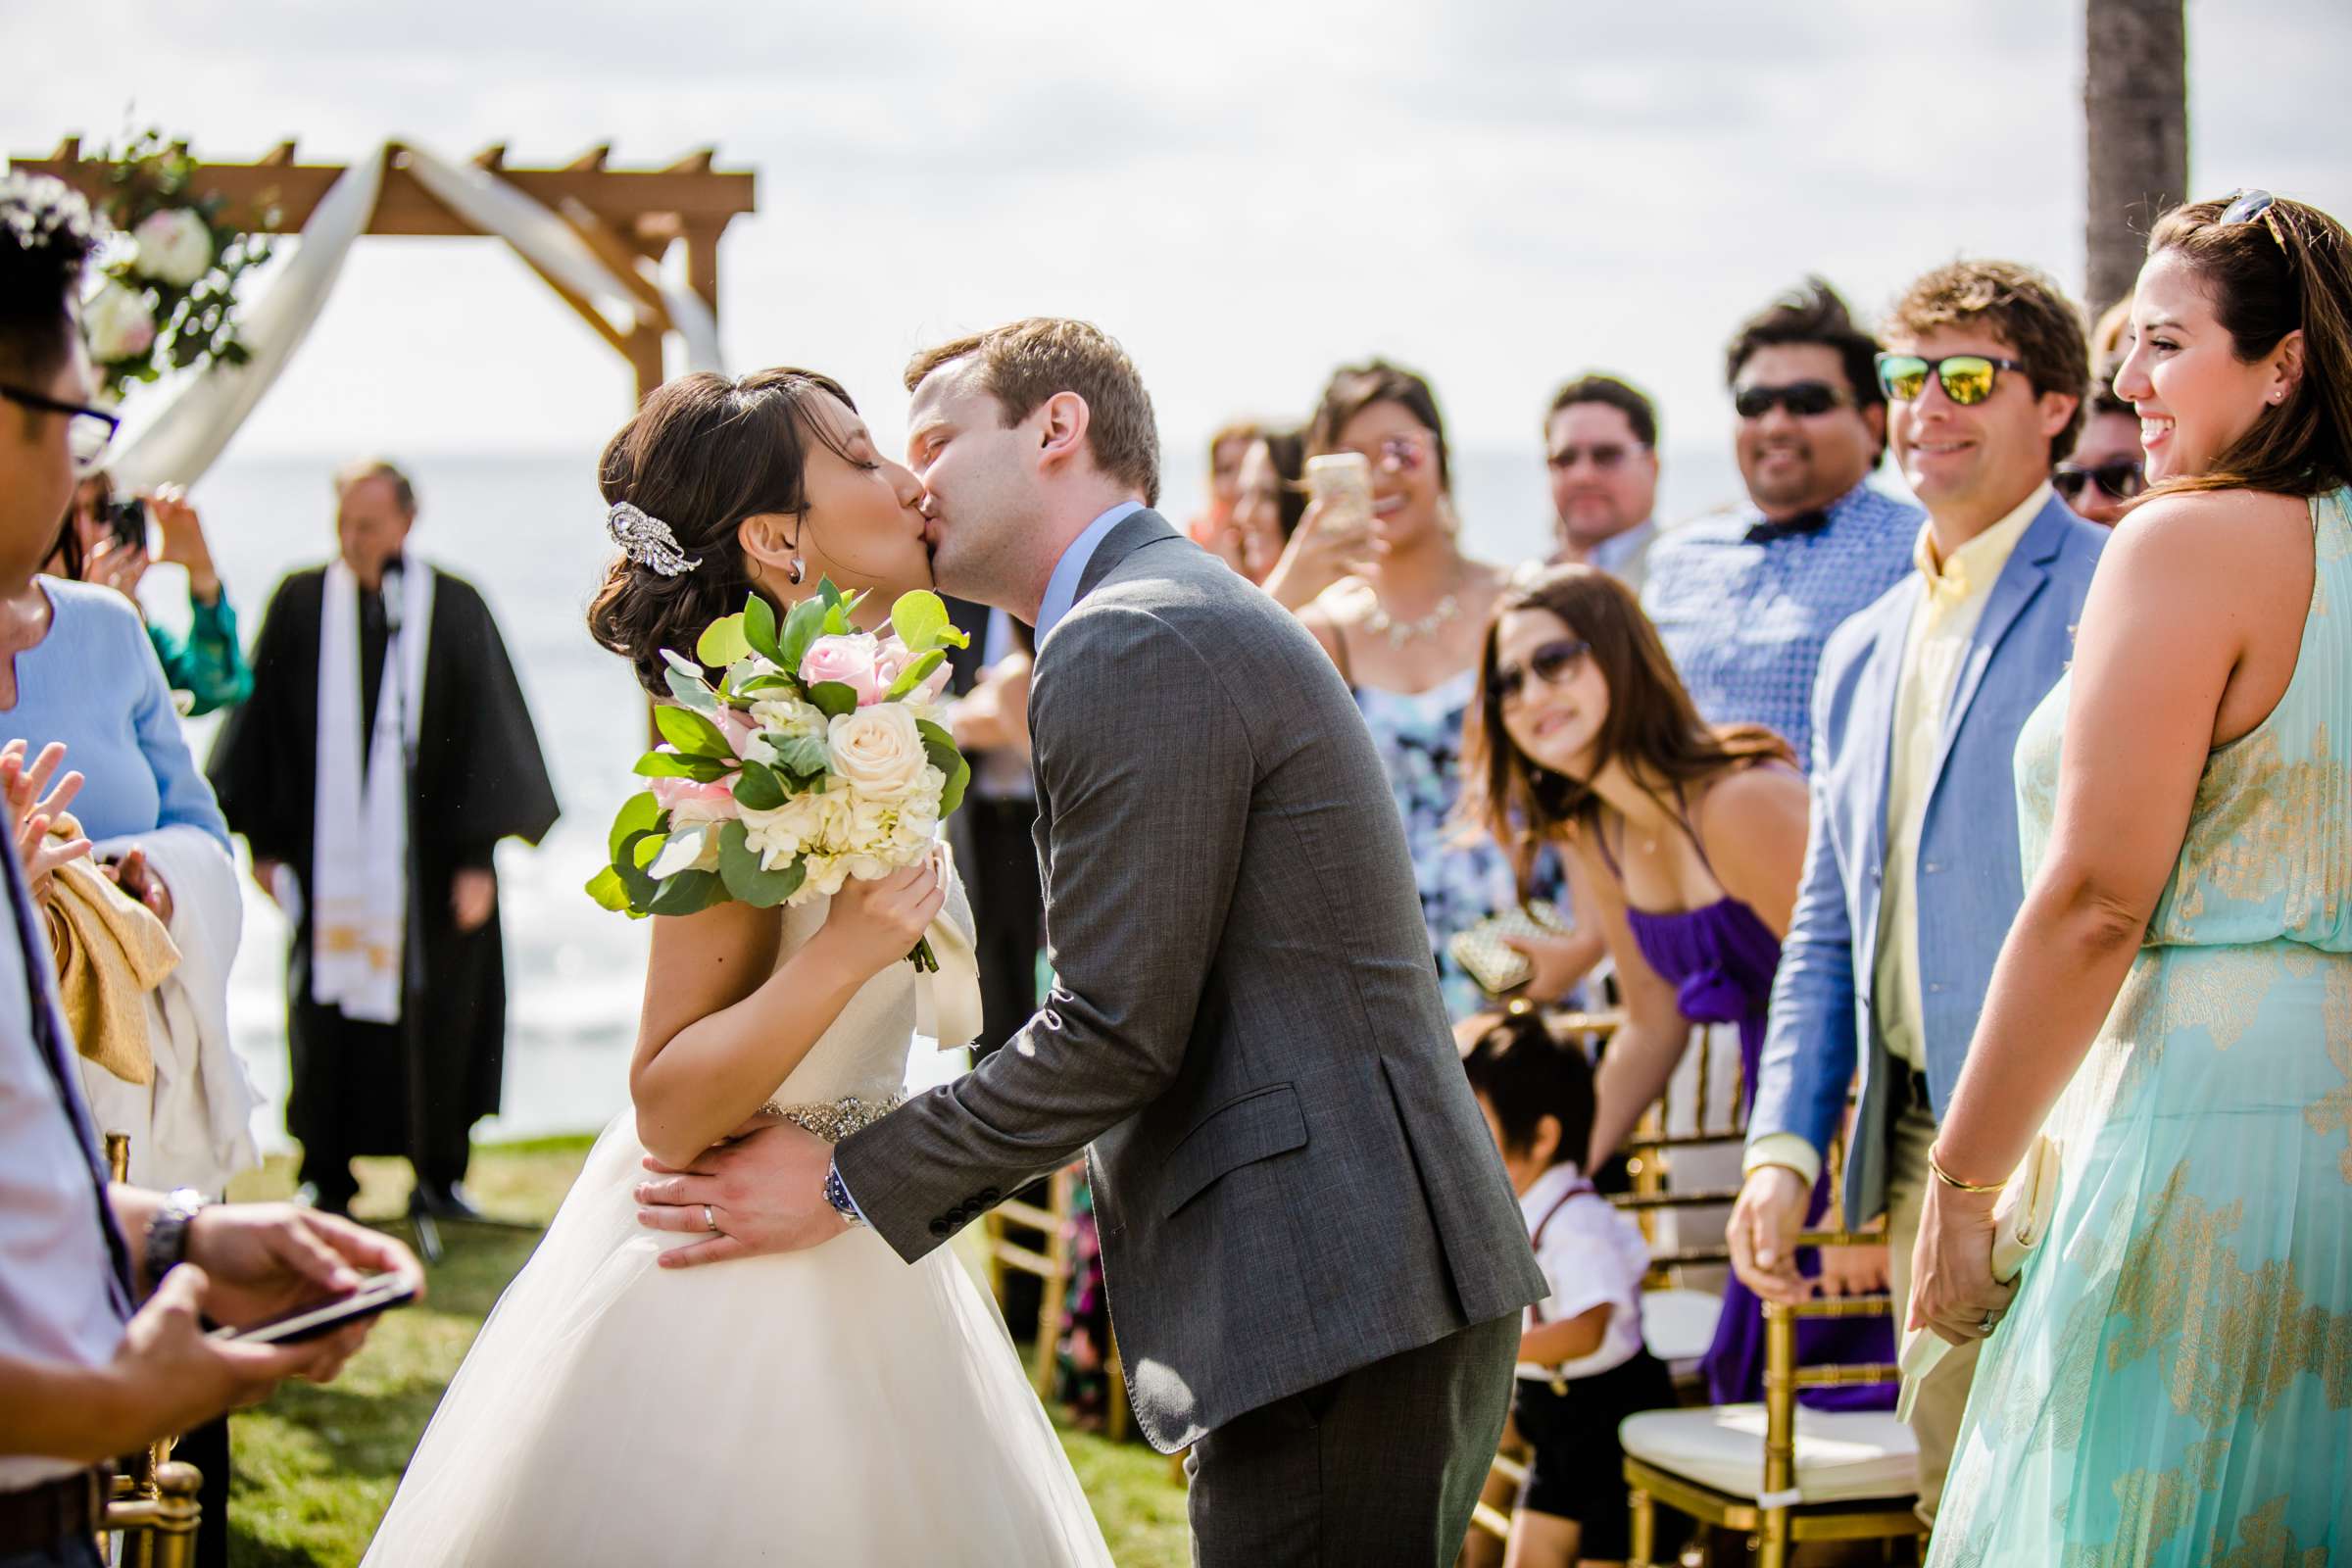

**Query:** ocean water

left=165, top=442, right=1750, bottom=1149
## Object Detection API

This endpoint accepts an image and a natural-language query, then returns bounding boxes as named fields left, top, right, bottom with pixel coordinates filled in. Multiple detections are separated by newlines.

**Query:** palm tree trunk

left=2084, top=0, right=2188, bottom=317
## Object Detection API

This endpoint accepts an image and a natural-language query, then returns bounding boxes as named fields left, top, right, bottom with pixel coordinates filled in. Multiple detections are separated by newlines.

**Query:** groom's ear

left=1033, top=391, right=1093, bottom=476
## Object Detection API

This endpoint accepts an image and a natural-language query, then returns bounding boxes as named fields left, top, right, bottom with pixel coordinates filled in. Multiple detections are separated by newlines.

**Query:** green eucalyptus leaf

left=696, top=613, right=752, bottom=669
left=665, top=665, right=718, bottom=712
left=889, top=590, right=952, bottom=654
left=885, top=648, right=946, bottom=701
left=607, top=791, right=662, bottom=862
left=917, top=719, right=971, bottom=818
left=634, top=751, right=732, bottom=782
left=647, top=868, right=724, bottom=918
left=779, top=596, right=828, bottom=672
left=742, top=593, right=783, bottom=662
left=772, top=733, right=830, bottom=780
left=718, top=819, right=807, bottom=907
left=732, top=760, right=787, bottom=810
left=584, top=864, right=632, bottom=912
left=808, top=681, right=858, bottom=718
left=655, top=704, right=735, bottom=760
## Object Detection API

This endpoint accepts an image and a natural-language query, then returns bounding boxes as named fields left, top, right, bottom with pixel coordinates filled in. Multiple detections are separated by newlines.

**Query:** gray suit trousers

left=1185, top=1313, right=1518, bottom=1568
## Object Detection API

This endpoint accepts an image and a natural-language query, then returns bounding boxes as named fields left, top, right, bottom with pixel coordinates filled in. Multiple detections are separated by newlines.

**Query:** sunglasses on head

left=1733, top=381, right=1850, bottom=419
left=1494, top=637, right=1592, bottom=704
left=1875, top=353, right=2030, bottom=407
left=2051, top=458, right=2145, bottom=504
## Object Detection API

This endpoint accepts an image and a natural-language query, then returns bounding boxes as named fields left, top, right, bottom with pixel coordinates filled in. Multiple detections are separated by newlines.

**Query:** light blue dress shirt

left=1034, top=502, right=1147, bottom=647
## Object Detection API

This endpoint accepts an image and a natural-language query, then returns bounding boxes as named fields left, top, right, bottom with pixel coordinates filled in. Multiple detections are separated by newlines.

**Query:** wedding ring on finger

left=703, top=1204, right=718, bottom=1234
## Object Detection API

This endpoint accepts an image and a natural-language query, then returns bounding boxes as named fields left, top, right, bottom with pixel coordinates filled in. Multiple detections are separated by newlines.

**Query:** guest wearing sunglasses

left=1641, top=279, right=1921, bottom=769
left=1912, top=191, right=2352, bottom=1562
left=2053, top=382, right=2145, bottom=527
left=1544, top=373, right=1660, bottom=591
left=1459, top=564, right=1891, bottom=1410
left=1274, top=361, right=1587, bottom=1018
left=1728, top=260, right=2106, bottom=1529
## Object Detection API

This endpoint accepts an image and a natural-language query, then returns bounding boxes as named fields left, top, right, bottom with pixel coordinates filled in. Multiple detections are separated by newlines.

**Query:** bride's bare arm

left=628, top=860, right=947, bottom=1169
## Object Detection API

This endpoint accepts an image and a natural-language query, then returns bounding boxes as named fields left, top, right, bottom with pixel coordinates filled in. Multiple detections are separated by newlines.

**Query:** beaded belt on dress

left=755, top=1093, right=905, bottom=1143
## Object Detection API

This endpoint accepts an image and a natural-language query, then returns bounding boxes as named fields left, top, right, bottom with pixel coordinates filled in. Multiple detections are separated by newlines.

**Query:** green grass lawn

left=221, top=1140, right=1190, bottom=1566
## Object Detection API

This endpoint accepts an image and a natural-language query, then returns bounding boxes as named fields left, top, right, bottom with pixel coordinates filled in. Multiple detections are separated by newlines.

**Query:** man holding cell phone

left=0, top=171, right=419, bottom=1568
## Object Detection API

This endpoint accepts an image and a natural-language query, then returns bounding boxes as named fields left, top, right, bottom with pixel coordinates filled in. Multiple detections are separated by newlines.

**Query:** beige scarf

left=41, top=812, right=179, bottom=1084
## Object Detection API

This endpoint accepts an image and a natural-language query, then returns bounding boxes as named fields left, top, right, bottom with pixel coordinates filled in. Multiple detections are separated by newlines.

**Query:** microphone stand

left=382, top=561, right=442, bottom=1265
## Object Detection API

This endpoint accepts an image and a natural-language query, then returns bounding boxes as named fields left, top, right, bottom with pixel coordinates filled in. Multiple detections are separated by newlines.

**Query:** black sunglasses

left=0, top=384, right=120, bottom=471
left=2051, top=458, right=2145, bottom=504
left=1876, top=353, right=2032, bottom=407
left=1494, top=637, right=1592, bottom=704
left=1733, top=381, right=1850, bottom=419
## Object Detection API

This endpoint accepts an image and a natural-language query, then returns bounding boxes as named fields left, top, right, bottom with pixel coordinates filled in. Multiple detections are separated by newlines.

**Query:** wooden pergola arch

left=15, top=136, right=758, bottom=404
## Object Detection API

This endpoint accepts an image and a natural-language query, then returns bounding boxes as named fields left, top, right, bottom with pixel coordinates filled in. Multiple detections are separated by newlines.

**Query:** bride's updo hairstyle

left=2141, top=192, right=2352, bottom=500
left=589, top=368, right=863, bottom=697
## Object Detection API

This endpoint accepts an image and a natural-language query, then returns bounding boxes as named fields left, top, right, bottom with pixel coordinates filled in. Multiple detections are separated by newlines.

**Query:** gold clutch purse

left=1446, top=902, right=1569, bottom=997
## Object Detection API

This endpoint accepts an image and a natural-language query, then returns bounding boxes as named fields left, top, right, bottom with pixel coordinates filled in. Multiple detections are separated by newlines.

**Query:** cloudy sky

left=10, top=0, right=2349, bottom=516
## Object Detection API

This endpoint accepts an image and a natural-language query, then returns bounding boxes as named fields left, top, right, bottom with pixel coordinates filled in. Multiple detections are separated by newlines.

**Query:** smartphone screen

left=209, top=1272, right=417, bottom=1345
left=107, top=498, right=147, bottom=553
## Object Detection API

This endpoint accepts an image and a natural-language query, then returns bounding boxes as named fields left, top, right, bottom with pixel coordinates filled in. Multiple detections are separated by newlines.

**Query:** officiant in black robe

left=207, top=460, right=557, bottom=1216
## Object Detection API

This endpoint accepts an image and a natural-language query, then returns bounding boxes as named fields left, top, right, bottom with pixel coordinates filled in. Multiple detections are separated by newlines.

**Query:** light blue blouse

left=2, top=578, right=229, bottom=849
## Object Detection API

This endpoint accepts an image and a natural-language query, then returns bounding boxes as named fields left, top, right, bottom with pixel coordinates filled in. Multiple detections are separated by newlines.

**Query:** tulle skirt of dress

left=360, top=1112, right=1113, bottom=1567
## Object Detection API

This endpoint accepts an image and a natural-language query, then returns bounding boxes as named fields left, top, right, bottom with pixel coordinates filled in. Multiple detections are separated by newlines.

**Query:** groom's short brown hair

left=906, top=318, right=1161, bottom=507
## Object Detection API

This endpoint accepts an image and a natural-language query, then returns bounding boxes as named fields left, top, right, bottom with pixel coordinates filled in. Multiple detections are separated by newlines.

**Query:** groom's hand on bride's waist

left=633, top=1122, right=850, bottom=1267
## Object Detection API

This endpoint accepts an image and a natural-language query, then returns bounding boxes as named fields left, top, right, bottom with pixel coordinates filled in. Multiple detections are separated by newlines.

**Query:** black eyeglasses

left=2051, top=457, right=2145, bottom=504
left=1733, top=381, right=1851, bottom=419
left=1876, top=353, right=2031, bottom=407
left=0, top=385, right=119, bottom=471
left=1494, top=637, right=1591, bottom=704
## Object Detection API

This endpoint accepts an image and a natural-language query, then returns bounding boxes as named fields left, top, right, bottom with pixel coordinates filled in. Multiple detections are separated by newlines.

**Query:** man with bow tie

left=1641, top=278, right=1922, bottom=766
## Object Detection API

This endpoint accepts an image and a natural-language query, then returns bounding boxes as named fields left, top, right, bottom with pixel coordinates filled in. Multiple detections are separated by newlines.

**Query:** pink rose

left=874, top=636, right=951, bottom=704
left=800, top=633, right=881, bottom=706
left=651, top=774, right=737, bottom=825
left=712, top=705, right=760, bottom=759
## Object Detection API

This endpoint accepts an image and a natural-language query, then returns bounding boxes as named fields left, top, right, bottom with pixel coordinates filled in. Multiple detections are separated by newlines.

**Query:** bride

left=360, top=368, right=1112, bottom=1565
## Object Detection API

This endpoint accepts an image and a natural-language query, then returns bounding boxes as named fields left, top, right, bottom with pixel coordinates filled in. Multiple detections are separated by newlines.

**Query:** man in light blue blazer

left=1728, top=262, right=2110, bottom=1527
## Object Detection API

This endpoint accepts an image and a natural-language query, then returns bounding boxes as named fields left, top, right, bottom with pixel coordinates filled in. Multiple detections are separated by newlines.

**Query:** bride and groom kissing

left=361, top=318, right=1544, bottom=1566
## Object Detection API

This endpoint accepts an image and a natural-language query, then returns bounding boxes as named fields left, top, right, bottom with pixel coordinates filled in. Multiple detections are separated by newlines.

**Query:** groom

left=638, top=318, right=1542, bottom=1563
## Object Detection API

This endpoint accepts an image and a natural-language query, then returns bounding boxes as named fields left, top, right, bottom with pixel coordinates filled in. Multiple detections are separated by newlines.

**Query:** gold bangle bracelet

left=1927, top=1147, right=2004, bottom=1194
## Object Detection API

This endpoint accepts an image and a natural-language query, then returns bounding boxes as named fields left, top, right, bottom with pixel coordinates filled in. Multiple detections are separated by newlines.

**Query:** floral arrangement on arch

left=587, top=582, right=972, bottom=968
left=80, top=130, right=278, bottom=403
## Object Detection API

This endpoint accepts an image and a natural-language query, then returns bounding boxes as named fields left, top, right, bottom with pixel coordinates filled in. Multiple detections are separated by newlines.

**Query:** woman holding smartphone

left=1272, top=360, right=1594, bottom=1018
left=60, top=472, right=252, bottom=715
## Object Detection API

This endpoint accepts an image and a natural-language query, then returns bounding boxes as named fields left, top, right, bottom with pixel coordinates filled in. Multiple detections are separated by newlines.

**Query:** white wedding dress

left=360, top=870, right=1113, bottom=1566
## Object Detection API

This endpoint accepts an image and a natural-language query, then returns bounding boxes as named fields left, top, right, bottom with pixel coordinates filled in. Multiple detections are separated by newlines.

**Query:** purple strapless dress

left=1623, top=895, right=1896, bottom=1411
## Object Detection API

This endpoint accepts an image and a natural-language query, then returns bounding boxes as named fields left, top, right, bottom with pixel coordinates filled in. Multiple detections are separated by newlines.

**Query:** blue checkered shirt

left=1640, top=481, right=1923, bottom=766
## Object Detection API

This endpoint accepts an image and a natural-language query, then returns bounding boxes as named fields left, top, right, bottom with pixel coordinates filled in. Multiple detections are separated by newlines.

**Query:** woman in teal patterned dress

left=1911, top=192, right=2352, bottom=1561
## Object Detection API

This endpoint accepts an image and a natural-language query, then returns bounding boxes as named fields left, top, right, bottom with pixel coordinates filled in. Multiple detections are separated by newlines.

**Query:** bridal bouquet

left=586, top=581, right=970, bottom=968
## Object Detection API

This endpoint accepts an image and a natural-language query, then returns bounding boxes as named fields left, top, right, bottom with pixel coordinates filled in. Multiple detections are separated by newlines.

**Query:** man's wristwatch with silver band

left=143, top=1187, right=208, bottom=1291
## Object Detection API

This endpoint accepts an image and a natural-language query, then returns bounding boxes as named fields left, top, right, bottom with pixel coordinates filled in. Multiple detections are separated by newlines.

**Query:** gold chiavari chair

left=100, top=1132, right=204, bottom=1568
left=1619, top=1228, right=1920, bottom=1568
left=983, top=1162, right=1129, bottom=1442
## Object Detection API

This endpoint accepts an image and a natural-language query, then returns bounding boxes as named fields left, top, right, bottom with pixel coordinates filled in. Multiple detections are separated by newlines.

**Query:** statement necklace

left=1362, top=585, right=1463, bottom=648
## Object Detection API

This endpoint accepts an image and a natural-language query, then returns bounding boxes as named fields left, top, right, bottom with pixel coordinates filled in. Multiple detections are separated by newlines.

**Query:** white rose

left=83, top=281, right=156, bottom=364
left=826, top=704, right=929, bottom=804
left=131, top=209, right=214, bottom=287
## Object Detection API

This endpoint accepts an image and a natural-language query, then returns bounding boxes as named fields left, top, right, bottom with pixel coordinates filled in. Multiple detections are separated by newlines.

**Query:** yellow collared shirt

left=1745, top=484, right=2049, bottom=1189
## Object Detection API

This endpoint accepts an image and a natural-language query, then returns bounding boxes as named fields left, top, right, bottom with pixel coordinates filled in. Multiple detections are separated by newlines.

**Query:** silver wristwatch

left=143, top=1187, right=208, bottom=1290
left=823, top=1161, right=865, bottom=1228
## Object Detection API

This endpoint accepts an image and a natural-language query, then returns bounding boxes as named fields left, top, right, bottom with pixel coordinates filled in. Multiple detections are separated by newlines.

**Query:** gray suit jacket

left=836, top=511, right=1544, bottom=1451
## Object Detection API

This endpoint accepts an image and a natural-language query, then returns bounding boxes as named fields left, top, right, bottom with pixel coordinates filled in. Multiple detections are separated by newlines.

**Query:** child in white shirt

left=1465, top=1011, right=1672, bottom=1568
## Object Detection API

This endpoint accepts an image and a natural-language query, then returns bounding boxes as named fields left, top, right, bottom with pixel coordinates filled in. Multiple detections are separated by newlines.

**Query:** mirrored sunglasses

left=1875, top=353, right=2031, bottom=407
